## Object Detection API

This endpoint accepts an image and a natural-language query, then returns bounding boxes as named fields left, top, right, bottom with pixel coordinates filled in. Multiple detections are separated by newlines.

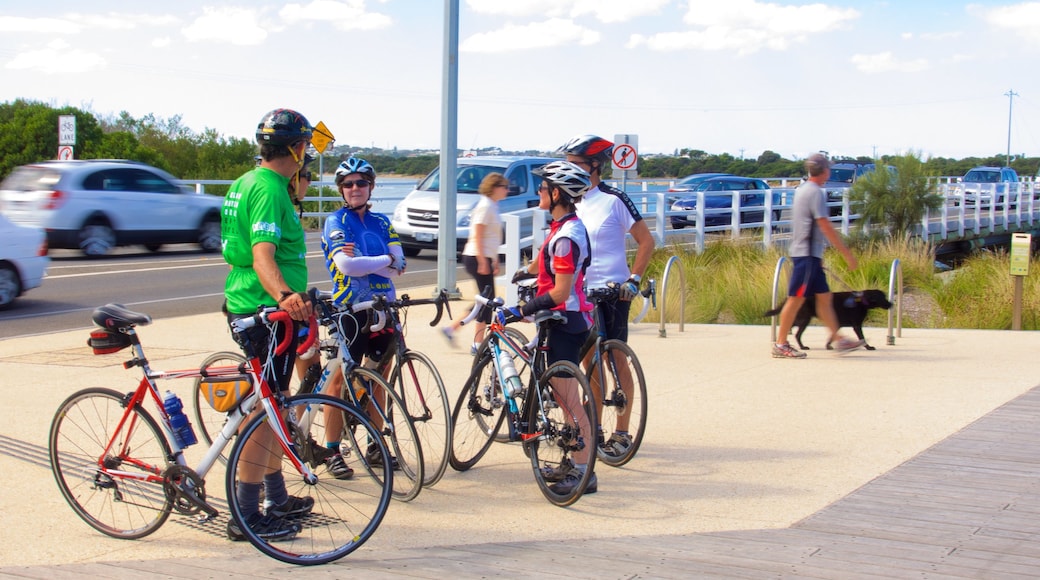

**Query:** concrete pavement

left=1, top=296, right=1039, bottom=575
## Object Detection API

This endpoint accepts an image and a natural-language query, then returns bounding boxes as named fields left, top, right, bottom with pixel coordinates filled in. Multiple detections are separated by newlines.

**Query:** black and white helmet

left=557, top=134, right=613, bottom=163
left=533, top=161, right=591, bottom=201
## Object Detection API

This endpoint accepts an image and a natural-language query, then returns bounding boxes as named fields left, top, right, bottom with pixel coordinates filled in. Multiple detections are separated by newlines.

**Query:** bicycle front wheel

left=225, top=394, right=392, bottom=566
left=49, top=387, right=173, bottom=539
left=530, top=360, right=597, bottom=507
left=343, top=367, right=424, bottom=502
left=449, top=351, right=507, bottom=471
left=474, top=327, right=531, bottom=443
left=192, top=351, right=246, bottom=465
left=392, top=350, right=451, bottom=487
left=591, top=339, right=647, bottom=467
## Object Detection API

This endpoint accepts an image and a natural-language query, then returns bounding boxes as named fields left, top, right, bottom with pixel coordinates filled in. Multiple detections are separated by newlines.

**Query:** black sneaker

left=266, top=495, right=314, bottom=519
left=366, top=443, right=400, bottom=471
left=324, top=453, right=355, bottom=480
left=547, top=468, right=597, bottom=496
left=226, top=512, right=300, bottom=542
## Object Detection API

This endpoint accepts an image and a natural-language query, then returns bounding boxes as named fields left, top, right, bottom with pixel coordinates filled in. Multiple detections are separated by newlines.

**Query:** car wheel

left=79, top=223, right=115, bottom=257
left=671, top=222, right=685, bottom=230
left=197, top=217, right=221, bottom=253
left=0, top=265, right=21, bottom=308
left=403, top=246, right=421, bottom=258
left=144, top=244, right=163, bottom=252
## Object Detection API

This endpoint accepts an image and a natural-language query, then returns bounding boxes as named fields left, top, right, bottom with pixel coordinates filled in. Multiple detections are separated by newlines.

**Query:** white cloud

left=851, top=51, right=928, bottom=73
left=976, top=1, right=1040, bottom=45
left=629, top=0, right=859, bottom=54
left=182, top=7, right=269, bottom=46
left=461, top=17, right=600, bottom=53
left=0, top=16, right=82, bottom=34
left=152, top=36, right=172, bottom=48
left=5, top=39, right=106, bottom=74
left=281, top=0, right=392, bottom=30
left=466, top=0, right=669, bottom=23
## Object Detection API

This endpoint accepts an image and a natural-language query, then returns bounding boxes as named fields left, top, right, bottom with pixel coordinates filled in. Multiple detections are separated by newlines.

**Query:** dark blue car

left=669, top=176, right=781, bottom=229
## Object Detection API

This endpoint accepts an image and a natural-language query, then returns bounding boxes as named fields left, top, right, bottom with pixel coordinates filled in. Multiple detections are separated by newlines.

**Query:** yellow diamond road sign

left=311, top=121, right=335, bottom=154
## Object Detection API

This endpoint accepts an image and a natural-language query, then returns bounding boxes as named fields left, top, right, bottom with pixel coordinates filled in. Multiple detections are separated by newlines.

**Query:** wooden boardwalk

left=7, top=386, right=1040, bottom=579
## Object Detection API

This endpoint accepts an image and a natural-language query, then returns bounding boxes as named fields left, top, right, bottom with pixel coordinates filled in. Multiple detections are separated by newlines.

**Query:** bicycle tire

left=590, top=339, right=648, bottom=467
left=191, top=351, right=247, bottom=465
left=49, top=387, right=174, bottom=539
left=225, top=394, right=392, bottom=565
left=391, top=350, right=451, bottom=487
left=529, top=360, right=598, bottom=507
left=342, top=366, right=424, bottom=502
left=449, top=351, right=507, bottom=471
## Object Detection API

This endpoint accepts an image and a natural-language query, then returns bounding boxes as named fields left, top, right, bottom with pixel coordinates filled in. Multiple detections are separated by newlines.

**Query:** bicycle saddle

left=532, top=310, right=566, bottom=326
left=92, top=303, right=153, bottom=330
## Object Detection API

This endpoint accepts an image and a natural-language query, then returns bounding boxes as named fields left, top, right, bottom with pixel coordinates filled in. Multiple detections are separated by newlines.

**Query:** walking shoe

left=266, top=495, right=314, bottom=519
left=547, top=467, right=598, bottom=496
left=440, top=327, right=456, bottom=346
left=600, top=432, right=633, bottom=458
left=772, top=342, right=806, bottom=359
left=470, top=343, right=479, bottom=356
left=833, top=337, right=865, bottom=354
left=324, top=453, right=355, bottom=480
left=539, top=457, right=574, bottom=483
left=226, top=512, right=300, bottom=542
left=366, top=443, right=400, bottom=471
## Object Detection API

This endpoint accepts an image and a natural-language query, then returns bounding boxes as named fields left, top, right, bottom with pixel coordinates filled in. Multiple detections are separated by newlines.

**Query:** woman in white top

left=442, top=172, right=507, bottom=353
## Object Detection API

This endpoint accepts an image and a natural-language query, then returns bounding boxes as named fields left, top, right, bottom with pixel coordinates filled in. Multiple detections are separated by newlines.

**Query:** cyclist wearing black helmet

left=507, top=160, right=597, bottom=496
left=221, top=108, right=316, bottom=542
left=558, top=134, right=655, bottom=459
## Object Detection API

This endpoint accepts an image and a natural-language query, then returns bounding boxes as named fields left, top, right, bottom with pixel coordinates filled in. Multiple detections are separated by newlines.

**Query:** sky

left=3, top=1, right=1040, bottom=162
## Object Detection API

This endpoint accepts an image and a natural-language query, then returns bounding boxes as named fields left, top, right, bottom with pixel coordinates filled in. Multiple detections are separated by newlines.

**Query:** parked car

left=666, top=172, right=732, bottom=204
left=0, top=213, right=49, bottom=308
left=669, top=176, right=780, bottom=228
left=824, top=162, right=878, bottom=216
left=391, top=156, right=554, bottom=256
left=955, top=166, right=1020, bottom=207
left=0, top=160, right=224, bottom=256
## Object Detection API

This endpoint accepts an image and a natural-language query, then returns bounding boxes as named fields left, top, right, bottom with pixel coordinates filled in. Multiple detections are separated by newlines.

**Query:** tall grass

left=640, top=235, right=1037, bottom=329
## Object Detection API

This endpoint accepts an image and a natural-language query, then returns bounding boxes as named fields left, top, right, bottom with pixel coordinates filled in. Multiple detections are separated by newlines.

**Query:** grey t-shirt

left=789, top=180, right=827, bottom=258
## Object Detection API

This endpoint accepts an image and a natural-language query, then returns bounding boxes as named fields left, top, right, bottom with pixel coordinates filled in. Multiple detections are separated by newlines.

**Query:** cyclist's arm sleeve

left=332, top=252, right=392, bottom=277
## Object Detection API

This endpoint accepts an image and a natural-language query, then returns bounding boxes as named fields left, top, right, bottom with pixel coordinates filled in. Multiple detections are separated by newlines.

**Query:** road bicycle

left=296, top=290, right=428, bottom=502
left=448, top=290, right=597, bottom=507
left=582, top=283, right=650, bottom=467
left=48, top=302, right=393, bottom=565
left=351, top=290, right=452, bottom=488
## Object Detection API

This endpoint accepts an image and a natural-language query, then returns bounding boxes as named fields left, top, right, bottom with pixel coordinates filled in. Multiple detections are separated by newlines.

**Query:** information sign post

left=1010, top=232, right=1031, bottom=330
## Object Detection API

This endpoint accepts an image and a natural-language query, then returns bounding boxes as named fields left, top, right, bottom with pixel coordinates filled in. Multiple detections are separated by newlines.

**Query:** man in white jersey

left=558, top=134, right=655, bottom=458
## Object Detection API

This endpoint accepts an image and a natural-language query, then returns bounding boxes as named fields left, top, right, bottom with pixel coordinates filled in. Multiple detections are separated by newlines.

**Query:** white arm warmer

left=333, top=252, right=392, bottom=277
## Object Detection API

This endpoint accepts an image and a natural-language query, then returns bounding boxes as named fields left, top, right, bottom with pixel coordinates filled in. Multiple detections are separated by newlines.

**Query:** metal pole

left=437, top=0, right=460, bottom=295
left=1005, top=89, right=1018, bottom=167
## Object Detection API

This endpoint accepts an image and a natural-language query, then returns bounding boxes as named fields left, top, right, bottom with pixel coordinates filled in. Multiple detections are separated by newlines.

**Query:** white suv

left=391, top=156, right=554, bottom=256
left=0, top=160, right=223, bottom=256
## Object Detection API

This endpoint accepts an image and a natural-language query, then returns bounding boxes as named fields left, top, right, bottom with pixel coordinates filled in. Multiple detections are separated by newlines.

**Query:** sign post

left=612, top=134, right=638, bottom=192
left=1010, top=232, right=1031, bottom=330
left=58, top=115, right=76, bottom=160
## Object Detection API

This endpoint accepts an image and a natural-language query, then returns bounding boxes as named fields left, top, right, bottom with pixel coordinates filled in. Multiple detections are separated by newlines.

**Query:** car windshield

left=964, top=170, right=999, bottom=183
left=829, top=168, right=855, bottom=183
left=417, top=164, right=504, bottom=193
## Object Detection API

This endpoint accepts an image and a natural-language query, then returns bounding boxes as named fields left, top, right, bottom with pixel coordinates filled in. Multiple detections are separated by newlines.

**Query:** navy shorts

left=787, top=256, right=830, bottom=298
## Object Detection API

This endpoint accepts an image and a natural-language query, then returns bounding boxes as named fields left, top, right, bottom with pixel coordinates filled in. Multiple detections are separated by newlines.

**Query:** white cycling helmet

left=533, top=160, right=591, bottom=201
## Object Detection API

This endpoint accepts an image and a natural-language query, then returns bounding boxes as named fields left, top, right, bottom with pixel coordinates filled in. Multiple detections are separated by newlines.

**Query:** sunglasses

left=299, top=172, right=312, bottom=181
left=340, top=179, right=371, bottom=189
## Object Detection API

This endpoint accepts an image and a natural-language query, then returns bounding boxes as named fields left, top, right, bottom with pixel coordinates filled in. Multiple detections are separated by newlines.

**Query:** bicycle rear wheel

left=392, top=350, right=450, bottom=487
left=49, top=387, right=173, bottom=539
left=225, top=394, right=392, bottom=566
left=591, top=339, right=647, bottom=467
left=192, top=351, right=247, bottom=465
left=449, top=351, right=507, bottom=471
left=343, top=367, right=424, bottom=502
left=530, top=360, right=597, bottom=507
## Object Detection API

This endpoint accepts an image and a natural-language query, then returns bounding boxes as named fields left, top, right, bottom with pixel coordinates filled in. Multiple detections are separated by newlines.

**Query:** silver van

left=390, top=156, right=554, bottom=256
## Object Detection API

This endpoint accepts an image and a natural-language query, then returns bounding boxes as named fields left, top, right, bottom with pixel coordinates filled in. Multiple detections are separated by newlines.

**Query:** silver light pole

left=437, top=0, right=460, bottom=296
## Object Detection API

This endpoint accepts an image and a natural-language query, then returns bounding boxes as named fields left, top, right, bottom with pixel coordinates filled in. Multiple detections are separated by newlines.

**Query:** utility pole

left=1005, top=89, right=1018, bottom=168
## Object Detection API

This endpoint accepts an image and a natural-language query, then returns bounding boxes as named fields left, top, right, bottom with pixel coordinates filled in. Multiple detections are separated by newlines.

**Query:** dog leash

left=822, top=266, right=863, bottom=308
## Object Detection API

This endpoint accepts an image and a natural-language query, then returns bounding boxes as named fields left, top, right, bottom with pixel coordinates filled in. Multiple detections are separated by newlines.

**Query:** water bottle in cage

left=163, top=391, right=198, bottom=448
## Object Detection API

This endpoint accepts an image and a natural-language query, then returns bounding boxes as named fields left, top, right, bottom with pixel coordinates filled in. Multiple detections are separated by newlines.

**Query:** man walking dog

left=773, top=153, right=865, bottom=359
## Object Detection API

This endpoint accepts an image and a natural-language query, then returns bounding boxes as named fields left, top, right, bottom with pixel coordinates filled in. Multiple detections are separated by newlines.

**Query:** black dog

left=764, top=290, right=893, bottom=350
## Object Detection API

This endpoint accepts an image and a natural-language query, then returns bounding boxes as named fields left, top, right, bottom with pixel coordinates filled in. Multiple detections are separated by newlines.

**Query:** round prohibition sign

left=612, top=144, right=637, bottom=170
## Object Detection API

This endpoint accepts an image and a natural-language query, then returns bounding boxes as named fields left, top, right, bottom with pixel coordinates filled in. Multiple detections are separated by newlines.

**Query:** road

left=0, top=237, right=457, bottom=340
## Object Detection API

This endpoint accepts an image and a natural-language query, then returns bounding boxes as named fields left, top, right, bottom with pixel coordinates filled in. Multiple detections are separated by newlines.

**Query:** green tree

left=850, top=152, right=944, bottom=238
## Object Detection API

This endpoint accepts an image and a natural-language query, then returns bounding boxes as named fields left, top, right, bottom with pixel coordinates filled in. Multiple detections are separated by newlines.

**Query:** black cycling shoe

left=366, top=443, right=400, bottom=471
left=226, top=512, right=300, bottom=542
